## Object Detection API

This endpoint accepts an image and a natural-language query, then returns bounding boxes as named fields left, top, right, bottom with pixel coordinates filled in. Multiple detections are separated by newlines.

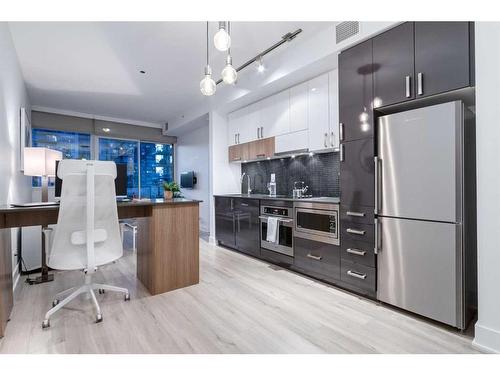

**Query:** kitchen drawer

left=341, top=222, right=374, bottom=244
left=340, top=237, right=376, bottom=267
left=340, top=259, right=376, bottom=292
left=340, top=204, right=374, bottom=225
left=260, top=248, right=293, bottom=267
left=293, top=237, right=340, bottom=282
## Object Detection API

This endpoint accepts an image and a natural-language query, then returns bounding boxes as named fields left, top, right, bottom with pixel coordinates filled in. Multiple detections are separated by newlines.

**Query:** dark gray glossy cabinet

left=414, top=22, right=473, bottom=98
left=233, top=199, right=260, bottom=257
left=373, top=22, right=415, bottom=107
left=214, top=197, right=260, bottom=257
left=339, top=138, right=374, bottom=208
left=339, top=40, right=374, bottom=142
left=293, top=237, right=340, bottom=283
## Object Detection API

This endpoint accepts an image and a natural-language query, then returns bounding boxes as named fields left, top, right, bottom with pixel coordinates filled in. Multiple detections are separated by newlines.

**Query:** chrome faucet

left=241, top=173, right=252, bottom=195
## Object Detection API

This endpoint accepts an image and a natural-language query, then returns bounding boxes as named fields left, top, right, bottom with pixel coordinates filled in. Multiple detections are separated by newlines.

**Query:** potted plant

left=163, top=181, right=180, bottom=200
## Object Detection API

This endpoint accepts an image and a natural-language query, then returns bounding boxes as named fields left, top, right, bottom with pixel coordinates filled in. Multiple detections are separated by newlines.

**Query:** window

left=31, top=128, right=91, bottom=187
left=140, top=142, right=174, bottom=199
left=98, top=138, right=139, bottom=198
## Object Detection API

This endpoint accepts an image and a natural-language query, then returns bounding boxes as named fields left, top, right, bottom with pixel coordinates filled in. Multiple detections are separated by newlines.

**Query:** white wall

left=0, top=23, right=32, bottom=279
left=473, top=22, right=500, bottom=353
left=176, top=123, right=210, bottom=233
left=208, top=110, right=241, bottom=244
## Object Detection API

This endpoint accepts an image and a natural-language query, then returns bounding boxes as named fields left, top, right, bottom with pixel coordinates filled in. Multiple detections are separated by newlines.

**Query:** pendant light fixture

left=200, top=22, right=216, bottom=96
left=214, top=21, right=231, bottom=51
left=256, top=55, right=265, bottom=73
left=221, top=22, right=237, bottom=85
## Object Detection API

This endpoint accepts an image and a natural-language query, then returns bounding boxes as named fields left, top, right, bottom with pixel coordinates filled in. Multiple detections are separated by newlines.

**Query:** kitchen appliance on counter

left=259, top=201, right=294, bottom=257
left=294, top=201, right=339, bottom=246
left=376, top=101, right=476, bottom=329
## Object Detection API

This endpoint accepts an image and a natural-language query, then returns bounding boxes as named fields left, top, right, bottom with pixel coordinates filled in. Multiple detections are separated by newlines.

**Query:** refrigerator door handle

left=374, top=218, right=379, bottom=254
left=374, top=156, right=380, bottom=214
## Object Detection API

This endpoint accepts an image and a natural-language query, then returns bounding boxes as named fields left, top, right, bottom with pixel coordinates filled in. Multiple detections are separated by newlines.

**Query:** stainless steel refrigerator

left=376, top=101, right=476, bottom=329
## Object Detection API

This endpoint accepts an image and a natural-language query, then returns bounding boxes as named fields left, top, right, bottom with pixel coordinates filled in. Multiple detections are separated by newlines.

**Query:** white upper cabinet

left=227, top=103, right=259, bottom=145
left=290, top=82, right=309, bottom=132
left=307, top=73, right=330, bottom=152
left=260, top=90, right=290, bottom=138
left=329, top=69, right=340, bottom=150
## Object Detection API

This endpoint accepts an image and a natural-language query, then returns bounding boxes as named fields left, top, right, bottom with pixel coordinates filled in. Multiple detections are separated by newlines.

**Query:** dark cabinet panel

left=414, top=22, right=471, bottom=98
left=340, top=138, right=374, bottom=208
left=341, top=222, right=375, bottom=244
left=340, top=204, right=375, bottom=226
left=234, top=199, right=260, bottom=257
left=293, top=237, right=340, bottom=282
left=373, top=22, right=415, bottom=107
left=215, top=197, right=236, bottom=248
left=340, top=259, right=376, bottom=292
left=341, top=237, right=376, bottom=267
left=339, top=40, right=374, bottom=142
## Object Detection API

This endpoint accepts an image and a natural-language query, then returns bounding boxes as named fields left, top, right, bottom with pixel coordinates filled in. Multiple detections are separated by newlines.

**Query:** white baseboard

left=12, top=261, right=21, bottom=293
left=208, top=236, right=217, bottom=246
left=473, top=323, right=500, bottom=353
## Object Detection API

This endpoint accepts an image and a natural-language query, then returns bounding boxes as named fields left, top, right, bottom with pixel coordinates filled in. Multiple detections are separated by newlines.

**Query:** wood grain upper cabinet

left=247, top=137, right=275, bottom=160
left=339, top=40, right=374, bottom=142
left=290, top=82, right=309, bottom=132
left=308, top=73, right=330, bottom=151
left=414, top=22, right=472, bottom=98
left=373, top=22, right=415, bottom=108
left=260, top=90, right=290, bottom=138
left=228, top=143, right=249, bottom=162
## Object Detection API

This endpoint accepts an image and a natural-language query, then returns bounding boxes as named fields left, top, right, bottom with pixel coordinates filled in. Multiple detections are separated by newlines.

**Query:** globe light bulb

left=221, top=55, right=237, bottom=85
left=200, top=66, right=216, bottom=96
left=214, top=23, right=231, bottom=51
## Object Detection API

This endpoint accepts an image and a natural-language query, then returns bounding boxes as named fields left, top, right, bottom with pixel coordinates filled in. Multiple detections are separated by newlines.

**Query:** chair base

left=42, top=273, right=129, bottom=329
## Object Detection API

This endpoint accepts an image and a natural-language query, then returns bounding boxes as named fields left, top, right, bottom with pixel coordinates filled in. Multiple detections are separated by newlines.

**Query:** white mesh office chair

left=42, top=160, right=130, bottom=329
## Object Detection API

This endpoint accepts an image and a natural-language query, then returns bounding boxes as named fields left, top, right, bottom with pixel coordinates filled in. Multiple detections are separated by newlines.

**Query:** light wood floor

left=0, top=239, right=480, bottom=354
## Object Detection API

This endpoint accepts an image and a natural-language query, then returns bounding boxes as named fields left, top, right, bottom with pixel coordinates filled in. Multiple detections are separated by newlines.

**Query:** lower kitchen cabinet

left=293, top=237, right=340, bottom=283
left=214, top=197, right=260, bottom=257
left=234, top=199, right=260, bottom=257
left=340, top=237, right=376, bottom=267
left=340, top=259, right=376, bottom=294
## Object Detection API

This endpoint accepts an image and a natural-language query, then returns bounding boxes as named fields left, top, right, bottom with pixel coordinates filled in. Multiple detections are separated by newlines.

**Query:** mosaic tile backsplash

left=241, top=152, right=340, bottom=197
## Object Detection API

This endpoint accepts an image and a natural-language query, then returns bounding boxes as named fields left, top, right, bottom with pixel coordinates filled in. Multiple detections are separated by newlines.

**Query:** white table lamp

left=23, top=147, right=63, bottom=202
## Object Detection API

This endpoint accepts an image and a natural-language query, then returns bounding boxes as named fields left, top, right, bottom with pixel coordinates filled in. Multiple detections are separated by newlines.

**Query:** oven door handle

left=259, top=216, right=293, bottom=223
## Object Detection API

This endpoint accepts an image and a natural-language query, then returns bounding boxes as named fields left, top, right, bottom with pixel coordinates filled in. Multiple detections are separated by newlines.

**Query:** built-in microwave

left=293, top=201, right=339, bottom=245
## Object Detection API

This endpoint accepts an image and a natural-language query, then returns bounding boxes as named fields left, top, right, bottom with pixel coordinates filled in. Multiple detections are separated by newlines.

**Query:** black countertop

left=213, top=194, right=340, bottom=204
left=0, top=198, right=202, bottom=214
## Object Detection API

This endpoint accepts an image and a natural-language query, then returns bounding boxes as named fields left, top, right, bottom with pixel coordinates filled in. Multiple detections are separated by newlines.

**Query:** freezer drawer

left=377, top=101, right=462, bottom=222
left=377, top=217, right=463, bottom=328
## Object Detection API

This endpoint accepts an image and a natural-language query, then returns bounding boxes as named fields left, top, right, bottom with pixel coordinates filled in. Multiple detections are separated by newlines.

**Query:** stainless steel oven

left=294, top=201, right=339, bottom=245
left=259, top=203, right=294, bottom=257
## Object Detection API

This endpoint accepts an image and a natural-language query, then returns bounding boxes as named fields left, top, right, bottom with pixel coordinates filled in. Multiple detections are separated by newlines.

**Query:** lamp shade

left=23, top=147, right=63, bottom=177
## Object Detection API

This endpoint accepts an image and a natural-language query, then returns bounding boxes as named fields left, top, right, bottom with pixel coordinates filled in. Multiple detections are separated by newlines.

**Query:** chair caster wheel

left=124, top=293, right=130, bottom=301
left=96, top=314, right=103, bottom=323
left=98, top=288, right=105, bottom=294
left=42, top=319, right=50, bottom=329
left=52, top=299, right=59, bottom=307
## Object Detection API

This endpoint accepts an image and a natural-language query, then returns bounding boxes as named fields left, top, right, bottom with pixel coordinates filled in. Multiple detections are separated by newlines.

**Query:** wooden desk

left=0, top=198, right=201, bottom=337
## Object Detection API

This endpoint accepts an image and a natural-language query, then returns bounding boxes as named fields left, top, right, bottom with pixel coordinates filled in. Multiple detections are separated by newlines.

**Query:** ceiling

left=9, top=22, right=332, bottom=126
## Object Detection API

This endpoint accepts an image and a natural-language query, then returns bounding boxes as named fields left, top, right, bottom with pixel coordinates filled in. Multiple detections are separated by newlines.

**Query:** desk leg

left=30, top=226, right=54, bottom=284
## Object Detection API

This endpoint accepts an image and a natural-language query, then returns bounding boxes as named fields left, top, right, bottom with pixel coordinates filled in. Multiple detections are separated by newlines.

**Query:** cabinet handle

left=339, top=123, right=344, bottom=141
left=347, top=211, right=365, bottom=217
left=346, top=248, right=366, bottom=256
left=240, top=203, right=249, bottom=207
left=347, top=270, right=367, bottom=280
left=234, top=134, right=237, bottom=144
left=230, top=199, right=234, bottom=210
left=307, top=253, right=322, bottom=261
left=257, top=127, right=260, bottom=139
left=324, top=133, right=328, bottom=147
left=405, top=75, right=411, bottom=98
left=346, top=228, right=365, bottom=235
left=330, top=131, right=334, bottom=147
left=256, top=153, right=266, bottom=158
left=261, top=126, right=264, bottom=138
left=417, top=72, right=423, bottom=95
left=238, top=133, right=240, bottom=144
left=233, top=157, right=241, bottom=161
left=340, top=144, right=344, bottom=162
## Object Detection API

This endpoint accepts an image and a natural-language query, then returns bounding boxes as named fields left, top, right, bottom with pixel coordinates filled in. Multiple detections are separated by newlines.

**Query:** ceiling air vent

left=336, top=21, right=360, bottom=44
